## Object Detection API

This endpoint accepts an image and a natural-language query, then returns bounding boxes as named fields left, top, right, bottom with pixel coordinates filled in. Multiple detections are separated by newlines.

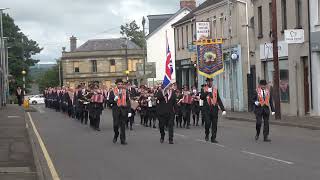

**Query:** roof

left=74, top=38, right=142, bottom=52
left=147, top=14, right=174, bottom=34
left=172, top=0, right=224, bottom=27
left=146, top=7, right=191, bottom=39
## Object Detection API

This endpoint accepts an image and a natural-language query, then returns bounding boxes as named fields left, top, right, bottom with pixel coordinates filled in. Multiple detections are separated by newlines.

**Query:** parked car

left=29, top=95, right=45, bottom=104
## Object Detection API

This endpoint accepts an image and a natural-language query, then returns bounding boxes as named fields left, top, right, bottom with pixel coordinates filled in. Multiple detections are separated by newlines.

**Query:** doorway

left=303, top=57, right=310, bottom=114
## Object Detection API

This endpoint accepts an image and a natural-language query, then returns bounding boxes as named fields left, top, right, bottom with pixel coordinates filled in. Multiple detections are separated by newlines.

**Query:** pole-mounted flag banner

left=163, top=31, right=173, bottom=89
left=197, top=43, right=224, bottom=78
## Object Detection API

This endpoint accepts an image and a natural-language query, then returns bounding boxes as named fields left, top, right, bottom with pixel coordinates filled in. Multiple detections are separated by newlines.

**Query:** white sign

left=260, top=41, right=288, bottom=60
left=285, top=29, right=304, bottom=44
left=196, top=22, right=210, bottom=41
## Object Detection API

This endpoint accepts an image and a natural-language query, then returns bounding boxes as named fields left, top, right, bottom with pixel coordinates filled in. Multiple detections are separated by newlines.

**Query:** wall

left=146, top=9, right=190, bottom=82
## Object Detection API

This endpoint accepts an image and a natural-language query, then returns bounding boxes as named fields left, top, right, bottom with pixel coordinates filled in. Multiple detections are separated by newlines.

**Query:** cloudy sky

left=2, top=0, right=205, bottom=64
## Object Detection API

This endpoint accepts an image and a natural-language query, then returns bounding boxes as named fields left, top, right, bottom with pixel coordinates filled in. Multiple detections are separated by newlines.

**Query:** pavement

left=226, top=111, right=320, bottom=130
left=0, top=105, right=38, bottom=180
left=26, top=105, right=320, bottom=180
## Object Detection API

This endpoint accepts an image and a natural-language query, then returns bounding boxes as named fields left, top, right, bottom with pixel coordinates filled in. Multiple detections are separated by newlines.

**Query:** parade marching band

left=43, top=78, right=275, bottom=145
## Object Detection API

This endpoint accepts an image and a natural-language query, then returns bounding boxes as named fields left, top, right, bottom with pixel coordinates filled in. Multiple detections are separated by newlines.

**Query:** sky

left=2, top=0, right=206, bottom=64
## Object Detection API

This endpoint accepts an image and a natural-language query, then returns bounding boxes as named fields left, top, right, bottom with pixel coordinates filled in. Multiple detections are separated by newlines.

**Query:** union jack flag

left=162, top=32, right=173, bottom=89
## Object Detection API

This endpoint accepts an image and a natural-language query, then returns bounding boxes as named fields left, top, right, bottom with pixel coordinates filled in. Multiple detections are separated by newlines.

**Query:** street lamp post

left=0, top=8, right=9, bottom=106
left=21, top=70, right=26, bottom=96
left=125, top=70, right=130, bottom=81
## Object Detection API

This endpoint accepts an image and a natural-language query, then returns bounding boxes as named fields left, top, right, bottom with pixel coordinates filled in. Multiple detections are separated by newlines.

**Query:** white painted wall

left=146, top=9, right=190, bottom=82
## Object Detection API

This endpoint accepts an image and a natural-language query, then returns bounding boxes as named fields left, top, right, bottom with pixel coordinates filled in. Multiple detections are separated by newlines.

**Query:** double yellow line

left=27, top=112, right=60, bottom=180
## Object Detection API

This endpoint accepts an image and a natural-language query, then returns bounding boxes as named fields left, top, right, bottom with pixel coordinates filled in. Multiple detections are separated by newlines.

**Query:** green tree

left=120, top=20, right=145, bottom=48
left=3, top=13, right=42, bottom=94
left=38, top=65, right=59, bottom=93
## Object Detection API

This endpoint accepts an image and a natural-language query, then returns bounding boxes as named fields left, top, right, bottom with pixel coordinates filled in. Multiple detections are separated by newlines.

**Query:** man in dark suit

left=200, top=78, right=226, bottom=143
left=156, top=83, right=177, bottom=144
left=109, top=79, right=131, bottom=145
left=253, top=80, right=275, bottom=142
left=15, top=86, right=24, bottom=106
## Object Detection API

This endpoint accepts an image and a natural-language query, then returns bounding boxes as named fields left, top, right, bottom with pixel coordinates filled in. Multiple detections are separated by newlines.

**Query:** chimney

left=180, top=0, right=196, bottom=10
left=70, top=36, right=77, bottom=52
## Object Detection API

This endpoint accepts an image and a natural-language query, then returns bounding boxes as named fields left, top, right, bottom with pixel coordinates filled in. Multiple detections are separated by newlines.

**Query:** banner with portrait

left=197, top=43, right=224, bottom=78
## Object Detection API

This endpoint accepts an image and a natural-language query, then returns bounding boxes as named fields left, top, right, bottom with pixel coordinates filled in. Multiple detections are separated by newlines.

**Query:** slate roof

left=74, top=38, right=142, bottom=52
left=172, top=0, right=224, bottom=27
left=147, top=14, right=174, bottom=34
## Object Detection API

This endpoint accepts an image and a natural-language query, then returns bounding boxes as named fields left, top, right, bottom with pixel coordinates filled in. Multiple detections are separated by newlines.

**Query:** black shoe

left=255, top=135, right=259, bottom=141
left=121, top=141, right=128, bottom=145
left=205, top=135, right=209, bottom=141
left=211, top=139, right=218, bottom=143
left=113, top=138, right=117, bottom=144
left=130, top=127, right=133, bottom=131
left=160, top=138, right=164, bottom=144
left=95, top=128, right=101, bottom=131
left=186, top=126, right=190, bottom=129
left=169, top=141, right=174, bottom=144
left=153, top=125, right=156, bottom=129
left=264, top=138, right=271, bottom=142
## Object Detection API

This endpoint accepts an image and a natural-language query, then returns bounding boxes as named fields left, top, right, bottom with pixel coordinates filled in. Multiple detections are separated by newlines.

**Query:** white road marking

left=241, top=150, right=294, bottom=165
left=195, top=139, right=226, bottom=148
left=8, top=116, right=20, bottom=118
left=175, top=133, right=187, bottom=138
left=27, top=112, right=60, bottom=180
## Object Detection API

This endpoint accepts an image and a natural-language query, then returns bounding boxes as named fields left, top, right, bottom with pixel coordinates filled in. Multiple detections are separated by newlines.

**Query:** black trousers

left=182, top=105, right=192, bottom=127
left=113, top=107, right=128, bottom=143
left=158, top=113, right=174, bottom=141
left=256, top=112, right=270, bottom=138
left=204, top=112, right=218, bottom=140
left=148, top=107, right=156, bottom=127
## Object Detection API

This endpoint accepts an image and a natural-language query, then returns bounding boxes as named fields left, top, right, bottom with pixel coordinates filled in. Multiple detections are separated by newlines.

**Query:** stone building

left=252, top=0, right=310, bottom=116
left=61, top=36, right=144, bottom=88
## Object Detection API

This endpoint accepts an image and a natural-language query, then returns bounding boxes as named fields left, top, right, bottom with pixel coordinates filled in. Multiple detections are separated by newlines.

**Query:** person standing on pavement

left=156, top=83, right=177, bottom=144
left=200, top=78, right=226, bottom=143
left=109, top=79, right=131, bottom=145
left=16, top=86, right=24, bottom=106
left=253, top=80, right=275, bottom=142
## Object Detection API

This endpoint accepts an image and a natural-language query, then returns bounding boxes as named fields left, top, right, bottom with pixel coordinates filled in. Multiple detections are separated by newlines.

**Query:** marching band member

left=175, top=89, right=183, bottom=128
left=156, top=83, right=177, bottom=144
left=89, top=86, right=104, bottom=131
left=253, top=80, right=275, bottom=142
left=191, top=86, right=200, bottom=126
left=200, top=78, right=226, bottom=143
left=181, top=85, right=193, bottom=129
left=138, top=88, right=148, bottom=126
left=109, top=79, right=131, bottom=145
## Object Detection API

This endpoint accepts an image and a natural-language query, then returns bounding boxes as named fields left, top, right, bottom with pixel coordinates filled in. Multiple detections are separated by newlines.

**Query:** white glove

left=128, top=113, right=132, bottom=117
left=254, top=101, right=260, bottom=106
left=114, top=96, right=118, bottom=101
left=222, top=111, right=226, bottom=116
left=208, top=88, right=212, bottom=93
left=272, top=112, right=275, bottom=116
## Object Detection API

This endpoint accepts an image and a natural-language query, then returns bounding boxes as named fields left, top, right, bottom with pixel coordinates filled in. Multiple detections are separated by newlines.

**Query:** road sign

left=284, top=29, right=304, bottom=44
left=136, top=62, right=156, bottom=78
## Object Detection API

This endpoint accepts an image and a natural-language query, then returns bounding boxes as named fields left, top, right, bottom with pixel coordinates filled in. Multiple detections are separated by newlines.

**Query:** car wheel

left=32, top=101, right=37, bottom=105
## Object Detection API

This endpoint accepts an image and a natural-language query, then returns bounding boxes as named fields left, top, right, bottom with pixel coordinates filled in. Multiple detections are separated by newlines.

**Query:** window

left=220, top=14, right=224, bottom=38
left=280, top=70, right=289, bottom=102
left=177, top=28, right=180, bottom=50
left=281, top=0, right=287, bottom=31
left=258, top=6, right=263, bottom=38
left=269, top=3, right=272, bottom=30
left=74, top=62, right=79, bottom=73
left=110, top=59, right=116, bottom=72
left=186, top=25, right=189, bottom=47
left=92, top=60, right=97, bottom=73
left=181, top=27, right=184, bottom=49
left=191, top=23, right=194, bottom=41
left=296, top=0, right=302, bottom=28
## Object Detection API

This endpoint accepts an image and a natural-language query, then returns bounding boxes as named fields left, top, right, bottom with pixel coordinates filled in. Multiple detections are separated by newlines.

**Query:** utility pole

left=271, top=0, right=281, bottom=119
left=228, top=0, right=234, bottom=112
left=0, top=8, right=9, bottom=106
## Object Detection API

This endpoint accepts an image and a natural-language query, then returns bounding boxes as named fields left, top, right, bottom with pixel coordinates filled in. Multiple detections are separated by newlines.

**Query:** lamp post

left=125, top=70, right=130, bottom=81
left=142, top=16, right=146, bottom=84
left=0, top=8, right=9, bottom=106
left=21, top=70, right=26, bottom=95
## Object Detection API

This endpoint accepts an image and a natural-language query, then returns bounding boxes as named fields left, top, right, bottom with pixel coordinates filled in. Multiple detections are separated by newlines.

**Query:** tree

left=38, top=65, right=59, bottom=93
left=3, top=13, right=42, bottom=94
left=120, top=20, right=145, bottom=48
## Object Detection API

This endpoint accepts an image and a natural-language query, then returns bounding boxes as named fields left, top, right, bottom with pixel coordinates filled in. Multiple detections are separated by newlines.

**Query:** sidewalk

left=225, top=111, right=320, bottom=130
left=0, top=105, right=38, bottom=180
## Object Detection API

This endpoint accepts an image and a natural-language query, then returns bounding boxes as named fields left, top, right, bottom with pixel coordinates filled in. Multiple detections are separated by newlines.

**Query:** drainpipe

left=307, top=0, right=313, bottom=110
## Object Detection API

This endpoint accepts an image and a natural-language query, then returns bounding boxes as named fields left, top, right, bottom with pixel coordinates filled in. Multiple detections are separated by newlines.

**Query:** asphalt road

left=28, top=105, right=320, bottom=180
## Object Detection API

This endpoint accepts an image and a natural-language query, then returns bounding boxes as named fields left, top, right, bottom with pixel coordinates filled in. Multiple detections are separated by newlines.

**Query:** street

left=28, top=105, right=320, bottom=180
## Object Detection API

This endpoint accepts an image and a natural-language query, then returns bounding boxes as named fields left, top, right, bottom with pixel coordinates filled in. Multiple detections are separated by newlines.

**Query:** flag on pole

left=162, top=31, right=173, bottom=89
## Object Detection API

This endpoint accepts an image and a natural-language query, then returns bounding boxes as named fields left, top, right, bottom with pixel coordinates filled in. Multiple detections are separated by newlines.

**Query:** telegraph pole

left=142, top=16, right=146, bottom=84
left=271, top=0, right=281, bottom=119
left=228, top=0, right=234, bottom=111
